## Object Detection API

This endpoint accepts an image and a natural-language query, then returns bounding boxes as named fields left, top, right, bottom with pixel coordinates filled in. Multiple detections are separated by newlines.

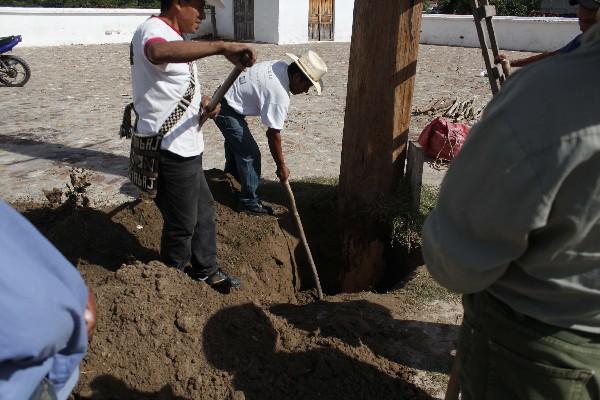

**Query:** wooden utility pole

left=338, top=0, right=423, bottom=291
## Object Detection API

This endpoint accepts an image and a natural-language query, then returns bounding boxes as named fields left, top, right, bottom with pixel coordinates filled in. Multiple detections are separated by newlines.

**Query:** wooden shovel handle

left=445, top=348, right=462, bottom=400
left=199, top=52, right=252, bottom=128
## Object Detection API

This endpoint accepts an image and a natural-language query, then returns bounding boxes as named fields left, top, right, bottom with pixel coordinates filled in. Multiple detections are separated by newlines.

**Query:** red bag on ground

left=417, top=117, right=470, bottom=161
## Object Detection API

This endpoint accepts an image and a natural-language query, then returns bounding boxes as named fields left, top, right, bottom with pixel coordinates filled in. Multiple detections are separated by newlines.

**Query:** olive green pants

left=458, top=291, right=600, bottom=400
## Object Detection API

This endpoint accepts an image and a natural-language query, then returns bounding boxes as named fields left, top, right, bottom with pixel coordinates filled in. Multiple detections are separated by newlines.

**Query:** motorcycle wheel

left=0, top=55, right=31, bottom=87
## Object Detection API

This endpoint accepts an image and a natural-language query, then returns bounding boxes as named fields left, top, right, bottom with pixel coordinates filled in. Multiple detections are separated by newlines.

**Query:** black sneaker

left=240, top=201, right=274, bottom=215
left=196, top=269, right=241, bottom=294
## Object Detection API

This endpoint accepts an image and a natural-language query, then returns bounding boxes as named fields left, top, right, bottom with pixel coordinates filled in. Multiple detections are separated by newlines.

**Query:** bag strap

left=120, top=62, right=196, bottom=139
left=158, top=62, right=196, bottom=136
left=119, top=102, right=138, bottom=139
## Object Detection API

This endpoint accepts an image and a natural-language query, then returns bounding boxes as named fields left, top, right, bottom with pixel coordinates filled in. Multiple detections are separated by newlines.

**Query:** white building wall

left=0, top=7, right=211, bottom=47
left=277, top=0, right=309, bottom=44
left=420, top=14, right=580, bottom=52
left=0, top=6, right=581, bottom=53
left=217, top=0, right=281, bottom=43
left=254, top=0, right=279, bottom=43
left=334, top=0, right=354, bottom=42
left=215, top=1, right=235, bottom=40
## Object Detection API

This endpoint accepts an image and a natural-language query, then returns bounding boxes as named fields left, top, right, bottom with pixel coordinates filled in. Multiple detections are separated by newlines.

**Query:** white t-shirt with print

left=224, top=60, right=290, bottom=130
left=130, top=17, right=204, bottom=157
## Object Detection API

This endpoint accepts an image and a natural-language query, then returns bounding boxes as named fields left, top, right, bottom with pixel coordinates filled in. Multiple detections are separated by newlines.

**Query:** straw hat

left=206, top=0, right=225, bottom=9
left=286, top=50, right=328, bottom=95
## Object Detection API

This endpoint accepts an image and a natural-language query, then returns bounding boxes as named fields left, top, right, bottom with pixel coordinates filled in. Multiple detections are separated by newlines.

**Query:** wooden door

left=234, top=0, right=254, bottom=41
left=309, top=0, right=334, bottom=41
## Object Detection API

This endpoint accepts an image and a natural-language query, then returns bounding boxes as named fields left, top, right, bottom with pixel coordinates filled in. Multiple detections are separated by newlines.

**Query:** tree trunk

left=338, top=0, right=423, bottom=292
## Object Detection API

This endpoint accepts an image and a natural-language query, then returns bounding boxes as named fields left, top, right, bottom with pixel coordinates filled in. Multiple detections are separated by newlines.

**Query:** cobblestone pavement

left=0, top=41, right=532, bottom=206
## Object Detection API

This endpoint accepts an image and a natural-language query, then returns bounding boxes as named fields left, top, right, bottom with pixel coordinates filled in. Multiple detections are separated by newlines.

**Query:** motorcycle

left=0, top=35, right=31, bottom=87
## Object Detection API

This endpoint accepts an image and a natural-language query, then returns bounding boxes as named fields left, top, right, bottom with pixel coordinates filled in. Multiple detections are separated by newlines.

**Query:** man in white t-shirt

left=214, top=51, right=328, bottom=214
left=130, top=0, right=256, bottom=292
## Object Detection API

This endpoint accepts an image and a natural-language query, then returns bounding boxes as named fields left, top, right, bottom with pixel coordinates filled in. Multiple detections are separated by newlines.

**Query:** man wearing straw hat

left=214, top=50, right=328, bottom=215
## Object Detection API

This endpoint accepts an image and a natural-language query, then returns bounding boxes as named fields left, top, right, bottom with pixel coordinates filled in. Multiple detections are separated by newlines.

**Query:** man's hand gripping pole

left=198, top=52, right=252, bottom=129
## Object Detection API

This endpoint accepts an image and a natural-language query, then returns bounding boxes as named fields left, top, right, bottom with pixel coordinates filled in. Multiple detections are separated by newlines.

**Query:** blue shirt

left=0, top=199, right=88, bottom=399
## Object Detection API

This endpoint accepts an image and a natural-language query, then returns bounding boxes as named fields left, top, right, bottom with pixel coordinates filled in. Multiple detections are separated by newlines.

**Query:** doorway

left=308, top=0, right=334, bottom=41
left=234, top=0, right=254, bottom=41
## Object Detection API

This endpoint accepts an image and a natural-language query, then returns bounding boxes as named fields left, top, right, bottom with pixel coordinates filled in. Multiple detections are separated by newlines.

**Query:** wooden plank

left=234, top=0, right=240, bottom=40
left=320, top=0, right=334, bottom=41
left=234, top=0, right=254, bottom=41
left=484, top=15, right=503, bottom=79
left=309, top=24, right=318, bottom=40
left=210, top=5, right=218, bottom=37
left=470, top=0, right=507, bottom=94
left=308, top=0, right=334, bottom=41
left=338, top=0, right=423, bottom=292
left=491, top=65, right=504, bottom=80
left=406, top=141, right=424, bottom=213
left=246, top=0, right=254, bottom=41
left=320, top=24, right=333, bottom=41
left=477, top=4, right=496, bottom=18
left=470, top=0, right=500, bottom=94
left=309, top=0, right=320, bottom=40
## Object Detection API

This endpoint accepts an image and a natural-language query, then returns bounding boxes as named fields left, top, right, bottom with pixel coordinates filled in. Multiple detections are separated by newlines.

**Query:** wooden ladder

left=470, top=0, right=509, bottom=95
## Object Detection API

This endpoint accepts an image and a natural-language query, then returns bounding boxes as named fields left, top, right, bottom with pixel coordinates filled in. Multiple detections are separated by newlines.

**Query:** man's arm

left=497, top=51, right=556, bottom=68
left=146, top=40, right=256, bottom=68
left=266, top=128, right=290, bottom=182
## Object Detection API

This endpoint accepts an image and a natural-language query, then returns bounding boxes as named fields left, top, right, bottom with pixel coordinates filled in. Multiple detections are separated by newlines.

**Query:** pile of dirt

left=15, top=170, right=459, bottom=399
left=19, top=171, right=302, bottom=301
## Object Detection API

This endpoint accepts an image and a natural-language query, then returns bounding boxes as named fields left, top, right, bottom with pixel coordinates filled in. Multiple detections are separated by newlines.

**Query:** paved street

left=0, top=41, right=531, bottom=206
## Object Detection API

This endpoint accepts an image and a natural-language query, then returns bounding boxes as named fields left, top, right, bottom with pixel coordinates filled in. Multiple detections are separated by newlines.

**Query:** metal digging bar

left=283, top=180, right=324, bottom=300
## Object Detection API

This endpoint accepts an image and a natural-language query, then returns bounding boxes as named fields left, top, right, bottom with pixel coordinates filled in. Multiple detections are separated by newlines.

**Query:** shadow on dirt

left=270, top=299, right=458, bottom=374
left=75, top=375, right=185, bottom=399
left=19, top=200, right=160, bottom=271
left=203, top=303, right=436, bottom=400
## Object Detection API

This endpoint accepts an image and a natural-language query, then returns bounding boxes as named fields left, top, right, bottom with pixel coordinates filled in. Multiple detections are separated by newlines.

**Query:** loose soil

left=15, top=170, right=461, bottom=400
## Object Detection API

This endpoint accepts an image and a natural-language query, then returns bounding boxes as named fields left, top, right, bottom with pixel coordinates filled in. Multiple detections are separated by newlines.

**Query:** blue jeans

left=214, top=100, right=261, bottom=207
